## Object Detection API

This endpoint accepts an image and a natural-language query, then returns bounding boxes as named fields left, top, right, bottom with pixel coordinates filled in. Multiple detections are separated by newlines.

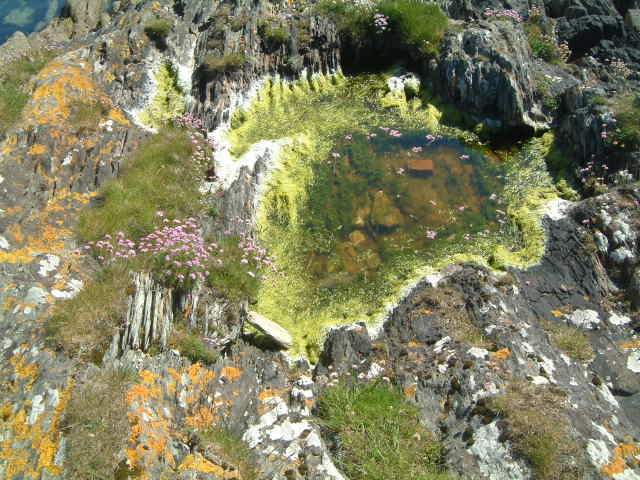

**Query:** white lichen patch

left=544, top=198, right=573, bottom=221
left=609, top=313, right=632, bottom=326
left=627, top=350, right=640, bottom=373
left=38, top=254, right=60, bottom=277
left=468, top=347, right=489, bottom=359
left=469, top=421, right=530, bottom=479
left=0, top=235, right=9, bottom=249
left=568, top=309, right=600, bottom=330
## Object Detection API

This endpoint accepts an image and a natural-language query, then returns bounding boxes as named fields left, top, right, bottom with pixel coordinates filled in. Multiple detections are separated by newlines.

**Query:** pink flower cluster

left=484, top=8, right=524, bottom=22
left=235, top=232, right=277, bottom=280
left=174, top=113, right=205, bottom=131
left=373, top=13, right=389, bottom=33
left=379, top=126, right=403, bottom=137
left=75, top=215, right=277, bottom=288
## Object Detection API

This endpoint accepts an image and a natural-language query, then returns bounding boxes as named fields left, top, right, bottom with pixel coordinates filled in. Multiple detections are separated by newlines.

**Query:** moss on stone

left=138, top=61, right=185, bottom=129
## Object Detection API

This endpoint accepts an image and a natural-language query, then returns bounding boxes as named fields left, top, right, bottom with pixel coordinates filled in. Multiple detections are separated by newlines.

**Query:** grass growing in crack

left=317, top=382, right=449, bottom=480
left=0, top=51, right=53, bottom=135
left=168, top=324, right=218, bottom=365
left=62, top=367, right=135, bottom=478
left=45, top=262, right=134, bottom=363
left=540, top=319, right=594, bottom=363
left=77, top=128, right=201, bottom=242
left=201, top=53, right=247, bottom=75
left=195, top=427, right=259, bottom=479
left=486, top=382, right=585, bottom=480
left=69, top=99, right=111, bottom=134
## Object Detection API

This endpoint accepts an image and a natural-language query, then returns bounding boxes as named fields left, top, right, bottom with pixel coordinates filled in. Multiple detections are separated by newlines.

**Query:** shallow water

left=303, top=130, right=505, bottom=283
left=0, top=0, right=62, bottom=45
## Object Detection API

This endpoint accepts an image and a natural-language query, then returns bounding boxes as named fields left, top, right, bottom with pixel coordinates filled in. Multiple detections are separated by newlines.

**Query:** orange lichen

left=178, top=454, right=225, bottom=475
left=258, top=388, right=288, bottom=402
left=491, top=348, right=512, bottom=360
left=8, top=354, right=39, bottom=392
left=601, top=443, right=640, bottom=476
left=404, top=383, right=417, bottom=399
left=620, top=340, right=640, bottom=350
left=139, top=369, right=159, bottom=385
left=27, top=144, right=47, bottom=155
left=185, top=406, right=216, bottom=429
left=0, top=379, right=73, bottom=478
left=108, top=108, right=130, bottom=125
left=550, top=310, right=565, bottom=318
left=406, top=342, right=423, bottom=348
left=220, top=367, right=242, bottom=381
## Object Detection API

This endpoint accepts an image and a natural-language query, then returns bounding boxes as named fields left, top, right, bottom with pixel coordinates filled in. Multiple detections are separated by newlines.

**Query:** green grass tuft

left=0, top=52, right=53, bottom=135
left=169, top=325, right=218, bottom=365
left=541, top=319, right=594, bottom=363
left=487, top=382, right=585, bottom=480
left=63, top=367, right=136, bottom=479
left=144, top=18, right=172, bottom=40
left=77, top=127, right=201, bottom=242
left=317, top=382, right=450, bottom=480
left=201, top=53, right=247, bottom=75
left=195, top=427, right=258, bottom=479
left=45, top=262, right=134, bottom=363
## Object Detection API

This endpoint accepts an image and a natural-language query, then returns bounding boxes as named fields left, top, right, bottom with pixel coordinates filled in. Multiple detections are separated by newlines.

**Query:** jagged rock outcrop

left=432, top=20, right=564, bottom=131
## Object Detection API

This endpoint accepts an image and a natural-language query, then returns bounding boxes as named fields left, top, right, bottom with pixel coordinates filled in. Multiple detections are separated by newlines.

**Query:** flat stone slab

left=247, top=311, right=294, bottom=349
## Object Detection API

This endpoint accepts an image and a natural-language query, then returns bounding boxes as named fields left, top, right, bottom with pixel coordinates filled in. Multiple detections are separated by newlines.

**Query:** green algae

left=229, top=74, right=558, bottom=356
left=138, top=61, right=185, bottom=129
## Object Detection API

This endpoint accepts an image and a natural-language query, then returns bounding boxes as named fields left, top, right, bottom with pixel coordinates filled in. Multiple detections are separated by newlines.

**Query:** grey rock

left=247, top=311, right=293, bottom=349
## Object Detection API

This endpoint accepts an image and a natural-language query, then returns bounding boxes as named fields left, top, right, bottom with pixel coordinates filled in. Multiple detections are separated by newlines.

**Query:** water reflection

left=0, top=0, right=62, bottom=45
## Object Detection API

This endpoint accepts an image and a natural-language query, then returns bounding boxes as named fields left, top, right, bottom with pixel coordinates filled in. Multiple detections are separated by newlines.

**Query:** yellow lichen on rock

left=0, top=379, right=73, bottom=478
left=178, top=454, right=225, bottom=475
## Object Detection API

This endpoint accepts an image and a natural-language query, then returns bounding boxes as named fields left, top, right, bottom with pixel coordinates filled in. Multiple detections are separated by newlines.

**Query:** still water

left=299, top=129, right=505, bottom=284
left=0, top=0, right=62, bottom=45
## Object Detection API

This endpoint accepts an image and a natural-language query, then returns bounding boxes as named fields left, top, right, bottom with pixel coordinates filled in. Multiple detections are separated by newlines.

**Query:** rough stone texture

left=431, top=20, right=572, bottom=131
left=1, top=0, right=640, bottom=478
left=247, top=311, right=294, bottom=349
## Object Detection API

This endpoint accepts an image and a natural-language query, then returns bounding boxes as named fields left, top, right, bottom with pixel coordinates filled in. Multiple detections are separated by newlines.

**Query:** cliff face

left=0, top=0, right=639, bottom=478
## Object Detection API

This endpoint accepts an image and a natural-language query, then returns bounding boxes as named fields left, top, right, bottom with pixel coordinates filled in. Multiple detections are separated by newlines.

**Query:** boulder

left=247, top=311, right=293, bottom=349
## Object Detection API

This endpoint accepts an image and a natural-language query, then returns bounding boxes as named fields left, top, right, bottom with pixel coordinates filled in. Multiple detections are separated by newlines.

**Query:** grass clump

left=541, top=319, right=594, bottom=362
left=0, top=52, right=53, bottom=135
left=317, top=382, right=449, bottom=480
left=315, top=0, right=447, bottom=57
left=609, top=94, right=640, bottom=152
left=201, top=53, right=247, bottom=75
left=195, top=427, right=258, bottom=479
left=144, top=18, right=172, bottom=40
left=63, top=367, right=135, bottom=479
left=259, top=21, right=289, bottom=50
left=45, top=262, right=133, bottom=363
left=169, top=325, right=218, bottom=364
left=206, top=236, right=261, bottom=301
left=70, top=99, right=111, bottom=134
left=77, top=127, right=201, bottom=242
left=486, top=382, right=585, bottom=480
left=377, top=0, right=448, bottom=56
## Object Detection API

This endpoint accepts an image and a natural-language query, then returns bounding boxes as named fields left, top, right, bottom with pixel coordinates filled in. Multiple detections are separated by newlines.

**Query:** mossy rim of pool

left=225, top=72, right=559, bottom=358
